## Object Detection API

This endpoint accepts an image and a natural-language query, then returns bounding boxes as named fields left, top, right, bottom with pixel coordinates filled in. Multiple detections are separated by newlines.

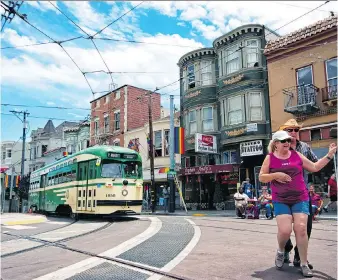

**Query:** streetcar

left=28, top=146, right=143, bottom=219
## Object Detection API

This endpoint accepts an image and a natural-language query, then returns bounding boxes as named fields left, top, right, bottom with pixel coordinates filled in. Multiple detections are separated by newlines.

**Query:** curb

left=2, top=217, right=47, bottom=226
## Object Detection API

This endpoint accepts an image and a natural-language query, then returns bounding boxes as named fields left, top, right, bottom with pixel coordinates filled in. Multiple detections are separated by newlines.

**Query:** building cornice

left=177, top=48, right=215, bottom=67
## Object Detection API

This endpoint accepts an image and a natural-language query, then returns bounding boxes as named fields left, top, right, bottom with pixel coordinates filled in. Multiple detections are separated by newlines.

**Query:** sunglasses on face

left=285, top=128, right=299, bottom=133
left=279, top=139, right=292, bottom=143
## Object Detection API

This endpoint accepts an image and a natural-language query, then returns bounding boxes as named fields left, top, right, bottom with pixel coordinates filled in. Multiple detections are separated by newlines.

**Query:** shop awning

left=0, top=167, right=9, bottom=173
left=158, top=167, right=169, bottom=174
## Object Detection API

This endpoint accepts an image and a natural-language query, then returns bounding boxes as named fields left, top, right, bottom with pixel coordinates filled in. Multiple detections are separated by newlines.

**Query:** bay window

left=201, top=61, right=212, bottom=86
left=182, top=68, right=187, bottom=91
left=246, top=40, right=259, bottom=68
left=188, top=64, right=195, bottom=89
left=202, top=107, right=213, bottom=131
left=249, top=92, right=263, bottom=121
left=189, top=110, right=197, bottom=134
left=228, top=96, right=243, bottom=125
left=226, top=45, right=240, bottom=74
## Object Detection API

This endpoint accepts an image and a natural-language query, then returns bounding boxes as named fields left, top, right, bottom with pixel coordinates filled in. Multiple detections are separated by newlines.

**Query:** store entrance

left=200, top=174, right=216, bottom=210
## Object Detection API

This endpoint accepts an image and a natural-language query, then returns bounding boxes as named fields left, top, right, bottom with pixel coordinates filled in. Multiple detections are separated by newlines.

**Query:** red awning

left=0, top=167, right=9, bottom=173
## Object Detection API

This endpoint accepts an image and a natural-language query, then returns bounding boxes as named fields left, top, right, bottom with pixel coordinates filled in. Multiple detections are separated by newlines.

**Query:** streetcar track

left=2, top=232, right=192, bottom=280
left=1, top=221, right=114, bottom=258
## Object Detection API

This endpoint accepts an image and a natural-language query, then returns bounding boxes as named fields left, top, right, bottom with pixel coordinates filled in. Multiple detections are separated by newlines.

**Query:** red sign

left=180, top=164, right=235, bottom=175
left=201, top=135, right=213, bottom=147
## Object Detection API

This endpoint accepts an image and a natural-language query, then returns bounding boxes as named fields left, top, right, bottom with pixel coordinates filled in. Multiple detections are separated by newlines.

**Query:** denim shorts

left=273, top=201, right=310, bottom=216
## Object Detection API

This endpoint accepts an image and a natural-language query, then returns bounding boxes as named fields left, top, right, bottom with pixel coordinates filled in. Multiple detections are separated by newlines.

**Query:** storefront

left=180, top=164, right=238, bottom=210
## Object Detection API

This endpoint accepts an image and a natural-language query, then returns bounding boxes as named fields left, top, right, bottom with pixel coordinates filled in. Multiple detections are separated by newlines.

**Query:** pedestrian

left=309, top=185, right=323, bottom=220
left=241, top=178, right=254, bottom=199
left=278, top=119, right=319, bottom=268
left=161, top=185, right=169, bottom=213
left=259, top=130, right=336, bottom=277
left=234, top=187, right=249, bottom=218
left=258, top=186, right=273, bottom=219
left=323, top=174, right=337, bottom=212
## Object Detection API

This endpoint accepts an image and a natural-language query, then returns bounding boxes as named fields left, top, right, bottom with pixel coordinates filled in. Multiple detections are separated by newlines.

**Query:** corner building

left=178, top=24, right=279, bottom=210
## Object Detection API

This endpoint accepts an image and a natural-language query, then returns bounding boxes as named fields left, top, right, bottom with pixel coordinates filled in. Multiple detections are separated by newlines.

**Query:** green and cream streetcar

left=29, top=146, right=143, bottom=219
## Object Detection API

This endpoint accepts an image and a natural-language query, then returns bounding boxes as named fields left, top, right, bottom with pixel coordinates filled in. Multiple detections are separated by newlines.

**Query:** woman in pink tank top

left=259, top=130, right=337, bottom=277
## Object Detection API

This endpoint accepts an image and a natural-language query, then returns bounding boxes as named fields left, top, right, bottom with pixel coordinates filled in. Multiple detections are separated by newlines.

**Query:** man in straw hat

left=279, top=119, right=319, bottom=269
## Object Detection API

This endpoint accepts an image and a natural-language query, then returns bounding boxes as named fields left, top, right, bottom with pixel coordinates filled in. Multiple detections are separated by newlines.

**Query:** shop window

left=196, top=156, right=202, bottom=166
left=190, top=156, right=196, bottom=167
left=223, top=150, right=237, bottom=164
left=311, top=129, right=321, bottom=141
left=154, top=130, right=162, bottom=157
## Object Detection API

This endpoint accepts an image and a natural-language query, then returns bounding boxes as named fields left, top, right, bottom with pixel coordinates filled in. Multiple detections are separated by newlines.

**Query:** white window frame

left=227, top=95, right=243, bottom=125
left=225, top=44, right=240, bottom=75
left=115, top=90, right=121, bottom=100
left=220, top=99, right=225, bottom=127
left=94, top=118, right=99, bottom=136
left=189, top=110, right=197, bottom=135
left=245, top=39, right=259, bottom=68
left=2, top=151, right=6, bottom=160
left=103, top=114, right=110, bottom=133
left=202, top=106, right=213, bottom=132
left=249, top=92, right=263, bottom=121
left=114, top=110, right=120, bottom=131
left=164, top=129, right=170, bottom=156
left=6, top=148, right=12, bottom=158
left=201, top=60, right=213, bottom=86
left=182, top=67, right=187, bottom=92
left=325, top=57, right=338, bottom=87
left=187, top=64, right=195, bottom=89
left=296, top=65, right=313, bottom=86
left=154, top=130, right=163, bottom=157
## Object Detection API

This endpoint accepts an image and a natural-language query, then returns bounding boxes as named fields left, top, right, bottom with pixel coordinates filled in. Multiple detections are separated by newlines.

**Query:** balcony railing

left=321, top=85, right=337, bottom=104
left=283, top=84, right=319, bottom=114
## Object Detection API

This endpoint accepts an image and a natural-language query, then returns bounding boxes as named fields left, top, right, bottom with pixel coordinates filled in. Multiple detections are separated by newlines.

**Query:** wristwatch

left=326, top=155, right=332, bottom=161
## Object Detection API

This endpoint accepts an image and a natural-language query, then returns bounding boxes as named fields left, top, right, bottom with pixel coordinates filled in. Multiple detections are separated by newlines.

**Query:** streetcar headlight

left=122, top=189, right=128, bottom=196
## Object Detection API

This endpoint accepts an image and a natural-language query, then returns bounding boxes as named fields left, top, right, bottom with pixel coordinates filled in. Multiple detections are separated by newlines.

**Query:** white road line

left=2, top=225, right=37, bottom=230
left=146, top=218, right=201, bottom=280
left=32, top=217, right=162, bottom=280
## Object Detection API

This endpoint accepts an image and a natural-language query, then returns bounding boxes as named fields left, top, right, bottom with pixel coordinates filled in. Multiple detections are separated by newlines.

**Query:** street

left=1, top=214, right=337, bottom=280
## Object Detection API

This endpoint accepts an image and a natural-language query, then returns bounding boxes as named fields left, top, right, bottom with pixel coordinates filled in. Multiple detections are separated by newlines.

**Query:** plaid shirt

left=295, top=140, right=318, bottom=186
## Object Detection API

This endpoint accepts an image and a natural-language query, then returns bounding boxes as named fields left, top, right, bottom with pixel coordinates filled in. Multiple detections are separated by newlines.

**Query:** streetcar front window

left=101, top=163, right=122, bottom=178
left=123, top=162, right=142, bottom=179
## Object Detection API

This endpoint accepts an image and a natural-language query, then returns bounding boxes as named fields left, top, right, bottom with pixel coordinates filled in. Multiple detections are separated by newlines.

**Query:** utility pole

left=168, top=95, right=175, bottom=213
left=1, top=1, right=24, bottom=32
left=148, top=92, right=156, bottom=213
left=8, top=166, right=15, bottom=212
left=10, top=110, right=29, bottom=212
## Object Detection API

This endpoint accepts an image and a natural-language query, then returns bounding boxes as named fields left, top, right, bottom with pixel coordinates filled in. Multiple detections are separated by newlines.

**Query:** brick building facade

left=90, top=85, right=161, bottom=147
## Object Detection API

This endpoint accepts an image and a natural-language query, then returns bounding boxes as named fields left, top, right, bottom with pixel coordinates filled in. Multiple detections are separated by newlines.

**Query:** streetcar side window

left=78, top=200, right=81, bottom=207
left=94, top=189, right=96, bottom=197
left=89, top=190, right=92, bottom=197
left=78, top=190, right=81, bottom=197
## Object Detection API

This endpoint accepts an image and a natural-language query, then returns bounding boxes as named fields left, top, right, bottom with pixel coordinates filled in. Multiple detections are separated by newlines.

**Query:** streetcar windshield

left=101, top=161, right=142, bottom=179
left=101, top=163, right=122, bottom=178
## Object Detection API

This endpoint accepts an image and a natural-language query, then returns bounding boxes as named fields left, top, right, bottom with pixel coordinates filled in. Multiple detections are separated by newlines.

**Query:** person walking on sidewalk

left=279, top=119, right=319, bottom=268
left=259, top=130, right=337, bottom=277
left=323, top=174, right=337, bottom=212
left=161, top=185, right=170, bottom=213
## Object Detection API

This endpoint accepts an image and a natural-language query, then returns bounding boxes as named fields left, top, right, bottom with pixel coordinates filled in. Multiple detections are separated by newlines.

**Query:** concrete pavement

left=1, top=213, right=47, bottom=225
left=1, top=215, right=336, bottom=280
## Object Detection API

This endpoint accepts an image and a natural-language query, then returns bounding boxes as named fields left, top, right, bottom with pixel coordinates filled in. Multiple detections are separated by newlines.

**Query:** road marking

left=32, top=217, right=162, bottom=280
left=2, top=225, right=37, bottom=230
left=45, top=221, right=70, bottom=225
left=2, top=217, right=46, bottom=226
left=146, top=218, right=201, bottom=280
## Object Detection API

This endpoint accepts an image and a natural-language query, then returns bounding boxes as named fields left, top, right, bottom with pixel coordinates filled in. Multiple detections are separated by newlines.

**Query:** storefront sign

left=185, top=90, right=201, bottom=99
left=181, top=164, right=233, bottom=175
left=222, top=74, right=244, bottom=85
left=224, top=127, right=247, bottom=137
left=240, top=140, right=263, bottom=157
left=195, top=133, right=217, bottom=154
left=246, top=123, right=258, bottom=132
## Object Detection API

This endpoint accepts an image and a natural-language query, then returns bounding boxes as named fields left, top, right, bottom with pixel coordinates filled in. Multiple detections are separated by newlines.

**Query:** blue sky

left=1, top=1, right=337, bottom=141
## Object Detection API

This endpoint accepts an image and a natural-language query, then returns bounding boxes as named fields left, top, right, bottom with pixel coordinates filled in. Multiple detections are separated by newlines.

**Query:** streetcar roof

left=30, top=145, right=141, bottom=177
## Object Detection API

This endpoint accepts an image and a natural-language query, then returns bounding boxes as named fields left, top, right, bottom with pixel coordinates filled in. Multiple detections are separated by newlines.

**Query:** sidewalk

left=0, top=213, right=47, bottom=226
left=142, top=209, right=338, bottom=221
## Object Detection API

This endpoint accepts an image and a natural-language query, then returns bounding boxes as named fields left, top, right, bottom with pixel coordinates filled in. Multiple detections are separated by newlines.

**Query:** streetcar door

left=77, top=162, right=89, bottom=211
left=39, top=175, right=47, bottom=211
left=87, top=161, right=96, bottom=212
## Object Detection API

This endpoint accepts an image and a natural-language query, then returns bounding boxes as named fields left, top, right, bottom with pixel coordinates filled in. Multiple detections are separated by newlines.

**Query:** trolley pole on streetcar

left=148, top=92, right=156, bottom=213
left=168, top=95, right=175, bottom=213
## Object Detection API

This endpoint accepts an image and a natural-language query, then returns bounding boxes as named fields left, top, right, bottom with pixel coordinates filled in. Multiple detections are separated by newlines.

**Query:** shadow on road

left=252, top=265, right=337, bottom=280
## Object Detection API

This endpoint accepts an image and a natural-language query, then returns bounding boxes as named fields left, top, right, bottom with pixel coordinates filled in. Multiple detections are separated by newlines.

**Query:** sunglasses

left=278, top=139, right=292, bottom=143
left=285, top=128, right=299, bottom=133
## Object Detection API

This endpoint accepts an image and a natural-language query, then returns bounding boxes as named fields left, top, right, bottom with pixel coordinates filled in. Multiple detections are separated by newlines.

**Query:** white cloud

left=191, top=19, right=222, bottom=41
left=177, top=22, right=186, bottom=27
left=46, top=102, right=56, bottom=106
left=25, top=1, right=60, bottom=13
left=68, top=112, right=85, bottom=118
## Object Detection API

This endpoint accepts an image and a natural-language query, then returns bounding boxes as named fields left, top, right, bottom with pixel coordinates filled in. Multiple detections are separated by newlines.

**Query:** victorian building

left=178, top=24, right=279, bottom=210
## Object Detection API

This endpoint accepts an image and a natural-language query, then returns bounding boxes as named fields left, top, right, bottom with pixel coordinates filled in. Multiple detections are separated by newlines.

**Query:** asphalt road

left=1, top=215, right=337, bottom=280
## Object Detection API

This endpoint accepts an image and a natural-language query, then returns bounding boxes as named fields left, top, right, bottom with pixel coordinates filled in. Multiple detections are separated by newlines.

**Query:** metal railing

left=283, top=84, right=318, bottom=113
left=321, top=85, right=337, bottom=102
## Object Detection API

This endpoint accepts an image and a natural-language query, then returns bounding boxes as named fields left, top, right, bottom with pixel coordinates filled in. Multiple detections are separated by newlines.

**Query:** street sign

left=167, top=170, right=176, bottom=181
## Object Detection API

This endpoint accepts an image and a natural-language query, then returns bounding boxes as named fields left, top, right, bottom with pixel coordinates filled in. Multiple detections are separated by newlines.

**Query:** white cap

left=272, top=130, right=291, bottom=141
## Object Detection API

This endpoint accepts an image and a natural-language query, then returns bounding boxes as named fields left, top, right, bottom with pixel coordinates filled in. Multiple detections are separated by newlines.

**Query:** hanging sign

left=240, top=140, right=263, bottom=157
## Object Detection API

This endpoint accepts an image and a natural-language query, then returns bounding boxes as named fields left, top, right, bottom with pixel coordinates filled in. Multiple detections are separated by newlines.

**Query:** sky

left=1, top=1, right=337, bottom=141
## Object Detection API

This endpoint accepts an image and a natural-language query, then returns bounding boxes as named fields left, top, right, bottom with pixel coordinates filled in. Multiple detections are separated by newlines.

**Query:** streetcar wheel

left=70, top=211, right=79, bottom=221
